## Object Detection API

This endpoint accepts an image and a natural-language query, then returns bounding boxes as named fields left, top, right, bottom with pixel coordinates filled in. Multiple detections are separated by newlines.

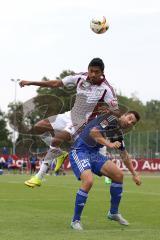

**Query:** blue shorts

left=69, top=148, right=109, bottom=180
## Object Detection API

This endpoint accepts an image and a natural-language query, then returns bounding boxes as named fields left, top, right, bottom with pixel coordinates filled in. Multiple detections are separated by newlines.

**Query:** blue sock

left=110, top=182, right=123, bottom=214
left=72, top=189, right=88, bottom=222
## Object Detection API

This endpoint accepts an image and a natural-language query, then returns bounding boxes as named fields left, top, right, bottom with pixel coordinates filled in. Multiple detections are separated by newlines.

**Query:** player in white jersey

left=19, top=58, right=119, bottom=187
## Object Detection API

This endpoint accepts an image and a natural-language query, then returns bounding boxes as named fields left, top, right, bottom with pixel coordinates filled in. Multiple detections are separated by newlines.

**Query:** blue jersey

left=73, top=113, right=125, bottom=152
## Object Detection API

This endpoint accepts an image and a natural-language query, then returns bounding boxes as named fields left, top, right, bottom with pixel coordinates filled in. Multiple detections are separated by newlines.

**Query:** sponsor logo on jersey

left=100, top=119, right=108, bottom=128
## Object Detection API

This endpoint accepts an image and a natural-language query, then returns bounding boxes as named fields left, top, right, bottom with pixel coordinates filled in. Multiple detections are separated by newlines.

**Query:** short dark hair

left=127, top=110, right=141, bottom=122
left=88, top=58, right=105, bottom=72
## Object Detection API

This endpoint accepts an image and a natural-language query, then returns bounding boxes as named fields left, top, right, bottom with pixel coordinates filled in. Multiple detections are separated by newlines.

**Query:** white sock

left=35, top=146, right=63, bottom=179
left=36, top=162, right=48, bottom=180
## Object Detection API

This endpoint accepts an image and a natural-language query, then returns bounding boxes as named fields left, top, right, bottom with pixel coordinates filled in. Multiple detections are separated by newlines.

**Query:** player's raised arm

left=19, top=79, right=64, bottom=88
left=120, top=150, right=141, bottom=186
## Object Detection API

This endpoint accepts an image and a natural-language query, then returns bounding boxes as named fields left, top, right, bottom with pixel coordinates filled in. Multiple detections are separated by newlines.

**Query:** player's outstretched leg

left=107, top=181, right=129, bottom=226
left=24, top=147, right=63, bottom=188
left=71, top=189, right=88, bottom=231
left=101, top=160, right=129, bottom=226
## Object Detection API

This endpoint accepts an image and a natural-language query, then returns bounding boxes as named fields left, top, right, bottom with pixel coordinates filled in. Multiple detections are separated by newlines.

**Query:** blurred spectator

left=0, top=156, right=5, bottom=169
left=6, top=155, right=13, bottom=172
left=2, top=147, right=8, bottom=155
left=30, top=155, right=38, bottom=174
left=20, top=158, right=27, bottom=174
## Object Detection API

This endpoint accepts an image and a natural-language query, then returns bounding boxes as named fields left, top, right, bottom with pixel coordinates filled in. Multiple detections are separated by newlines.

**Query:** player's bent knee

left=86, top=178, right=94, bottom=187
left=43, top=159, right=52, bottom=165
left=35, top=119, right=48, bottom=128
left=115, top=171, right=123, bottom=182
left=81, top=178, right=93, bottom=191
left=34, top=119, right=52, bottom=133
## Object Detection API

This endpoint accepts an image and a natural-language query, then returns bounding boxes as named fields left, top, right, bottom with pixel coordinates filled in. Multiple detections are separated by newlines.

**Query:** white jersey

left=61, top=73, right=118, bottom=133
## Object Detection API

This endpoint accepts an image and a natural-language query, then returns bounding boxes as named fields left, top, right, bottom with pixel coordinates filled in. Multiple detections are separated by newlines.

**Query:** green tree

left=0, top=109, right=12, bottom=148
left=7, top=70, right=160, bottom=157
left=145, top=100, right=160, bottom=129
left=37, top=70, right=76, bottom=113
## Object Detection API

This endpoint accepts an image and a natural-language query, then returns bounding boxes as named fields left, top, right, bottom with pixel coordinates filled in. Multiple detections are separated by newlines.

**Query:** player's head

left=88, top=58, right=105, bottom=84
left=119, top=110, right=140, bottom=129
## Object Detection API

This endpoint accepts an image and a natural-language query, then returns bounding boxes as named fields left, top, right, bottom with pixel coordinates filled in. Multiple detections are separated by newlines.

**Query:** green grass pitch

left=0, top=173, right=160, bottom=240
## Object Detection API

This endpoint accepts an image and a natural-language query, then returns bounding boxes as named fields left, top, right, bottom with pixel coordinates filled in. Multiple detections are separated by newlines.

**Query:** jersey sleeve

left=61, top=75, right=81, bottom=87
left=103, top=86, right=119, bottom=111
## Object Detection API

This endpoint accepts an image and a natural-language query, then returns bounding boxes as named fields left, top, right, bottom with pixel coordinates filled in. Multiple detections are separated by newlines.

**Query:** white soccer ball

left=90, top=16, right=109, bottom=34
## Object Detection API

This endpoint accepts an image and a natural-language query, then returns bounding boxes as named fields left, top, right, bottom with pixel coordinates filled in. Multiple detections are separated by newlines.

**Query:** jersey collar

left=86, top=74, right=105, bottom=86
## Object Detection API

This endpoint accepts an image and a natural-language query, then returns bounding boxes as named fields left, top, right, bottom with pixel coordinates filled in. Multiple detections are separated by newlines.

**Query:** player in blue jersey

left=69, top=111, right=141, bottom=230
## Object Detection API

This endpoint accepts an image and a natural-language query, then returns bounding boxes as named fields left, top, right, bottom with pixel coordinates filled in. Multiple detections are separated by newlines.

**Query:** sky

left=0, top=0, right=160, bottom=113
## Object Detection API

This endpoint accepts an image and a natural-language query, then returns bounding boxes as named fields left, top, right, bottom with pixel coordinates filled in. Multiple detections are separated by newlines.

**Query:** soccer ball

left=90, top=16, right=109, bottom=34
